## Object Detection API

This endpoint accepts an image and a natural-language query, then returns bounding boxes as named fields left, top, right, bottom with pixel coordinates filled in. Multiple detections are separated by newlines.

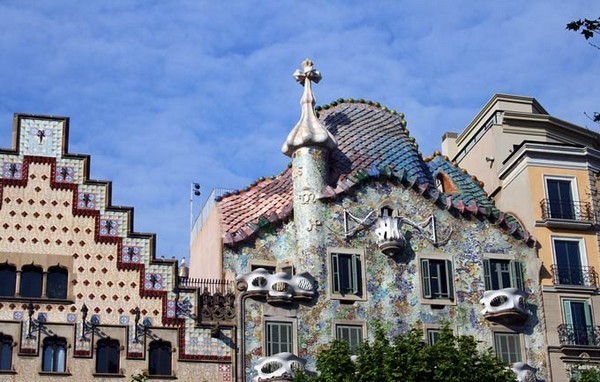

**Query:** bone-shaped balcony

left=236, top=268, right=315, bottom=303
left=375, top=216, right=405, bottom=256
left=253, top=352, right=306, bottom=382
left=480, top=287, right=528, bottom=324
left=511, top=362, right=537, bottom=382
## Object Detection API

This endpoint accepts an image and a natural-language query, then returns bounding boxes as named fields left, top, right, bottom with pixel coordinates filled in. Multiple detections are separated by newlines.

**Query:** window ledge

left=535, top=219, right=593, bottom=230
left=421, top=298, right=455, bottom=306
left=0, top=369, right=17, bottom=375
left=146, top=374, right=177, bottom=380
left=93, top=373, right=126, bottom=378
left=38, top=371, right=72, bottom=376
left=543, top=285, right=597, bottom=294
left=330, top=293, right=366, bottom=303
left=0, top=296, right=74, bottom=305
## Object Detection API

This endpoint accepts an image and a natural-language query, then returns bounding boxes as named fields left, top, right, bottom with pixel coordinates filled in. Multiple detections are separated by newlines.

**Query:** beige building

left=442, top=94, right=600, bottom=381
left=0, top=114, right=234, bottom=381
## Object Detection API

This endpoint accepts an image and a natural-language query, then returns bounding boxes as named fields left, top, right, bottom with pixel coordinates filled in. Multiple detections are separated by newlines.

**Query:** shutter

left=351, top=254, right=359, bottom=295
left=563, top=300, right=573, bottom=326
left=332, top=253, right=340, bottom=294
left=483, top=259, right=492, bottom=290
left=510, top=261, right=524, bottom=290
left=445, top=260, right=454, bottom=300
left=585, top=301, right=593, bottom=326
left=421, top=259, right=431, bottom=298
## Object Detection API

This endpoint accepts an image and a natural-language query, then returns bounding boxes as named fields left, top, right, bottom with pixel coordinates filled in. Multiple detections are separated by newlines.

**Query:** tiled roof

left=218, top=100, right=534, bottom=246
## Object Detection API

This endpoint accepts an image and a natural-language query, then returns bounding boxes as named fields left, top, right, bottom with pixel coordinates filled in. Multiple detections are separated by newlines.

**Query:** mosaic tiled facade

left=0, top=114, right=233, bottom=381
left=190, top=62, right=551, bottom=381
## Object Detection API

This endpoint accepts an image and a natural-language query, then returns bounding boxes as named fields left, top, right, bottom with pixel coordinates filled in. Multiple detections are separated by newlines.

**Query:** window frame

left=264, top=320, right=296, bottom=357
left=95, top=338, right=120, bottom=375
left=46, top=265, right=68, bottom=300
left=327, top=247, right=367, bottom=302
left=20, top=264, right=44, bottom=298
left=482, top=255, right=524, bottom=291
left=333, top=321, right=366, bottom=355
left=41, top=336, right=67, bottom=373
left=493, top=331, right=523, bottom=365
left=543, top=175, right=580, bottom=220
left=551, top=236, right=588, bottom=286
left=0, top=264, right=16, bottom=297
left=419, top=254, right=455, bottom=305
left=0, top=334, right=13, bottom=372
left=148, top=340, right=172, bottom=377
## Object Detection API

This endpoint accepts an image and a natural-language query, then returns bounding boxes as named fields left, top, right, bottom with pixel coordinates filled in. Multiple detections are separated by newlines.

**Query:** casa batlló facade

left=190, top=61, right=550, bottom=382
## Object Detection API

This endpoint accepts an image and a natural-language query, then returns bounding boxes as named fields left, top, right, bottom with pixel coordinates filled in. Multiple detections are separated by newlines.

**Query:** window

left=483, top=259, right=523, bottom=290
left=335, top=324, right=363, bottom=354
left=20, top=265, right=43, bottom=298
left=426, top=329, right=441, bottom=346
left=265, top=321, right=293, bottom=356
left=553, top=238, right=587, bottom=286
left=251, top=264, right=276, bottom=274
left=330, top=249, right=365, bottom=299
left=0, top=334, right=13, bottom=371
left=46, top=266, right=68, bottom=299
left=0, top=265, right=16, bottom=296
left=42, top=337, right=67, bottom=372
left=96, top=338, right=120, bottom=374
left=494, top=333, right=522, bottom=364
left=563, top=300, right=594, bottom=346
left=546, top=178, right=576, bottom=219
left=421, top=259, right=453, bottom=300
left=148, top=340, right=172, bottom=376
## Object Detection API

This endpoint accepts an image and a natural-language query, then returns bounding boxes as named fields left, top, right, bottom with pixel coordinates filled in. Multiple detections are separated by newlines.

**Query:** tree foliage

left=294, top=326, right=515, bottom=382
left=566, top=17, right=600, bottom=123
left=571, top=366, right=600, bottom=382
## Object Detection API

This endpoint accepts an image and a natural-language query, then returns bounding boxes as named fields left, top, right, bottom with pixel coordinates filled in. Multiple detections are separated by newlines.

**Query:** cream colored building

left=0, top=114, right=234, bottom=382
left=442, top=94, right=600, bottom=382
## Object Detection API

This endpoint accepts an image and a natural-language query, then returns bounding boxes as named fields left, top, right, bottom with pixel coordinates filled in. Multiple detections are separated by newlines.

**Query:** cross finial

left=282, top=59, right=337, bottom=157
left=293, top=59, right=321, bottom=85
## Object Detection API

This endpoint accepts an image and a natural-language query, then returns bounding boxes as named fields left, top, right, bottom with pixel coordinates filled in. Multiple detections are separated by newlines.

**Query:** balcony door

left=554, top=239, right=584, bottom=286
left=563, top=300, right=593, bottom=346
left=546, top=178, right=575, bottom=219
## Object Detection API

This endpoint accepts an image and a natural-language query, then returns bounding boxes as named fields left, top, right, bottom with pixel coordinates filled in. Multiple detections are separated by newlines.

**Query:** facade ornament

left=480, top=287, right=529, bottom=324
left=253, top=352, right=306, bottom=382
left=236, top=268, right=315, bottom=303
left=282, top=59, right=337, bottom=157
left=375, top=212, right=452, bottom=256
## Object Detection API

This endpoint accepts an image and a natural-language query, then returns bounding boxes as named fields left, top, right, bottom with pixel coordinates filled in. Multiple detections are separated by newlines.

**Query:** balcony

left=538, top=199, right=594, bottom=229
left=479, top=288, right=529, bottom=324
left=558, top=324, right=600, bottom=347
left=551, top=265, right=597, bottom=289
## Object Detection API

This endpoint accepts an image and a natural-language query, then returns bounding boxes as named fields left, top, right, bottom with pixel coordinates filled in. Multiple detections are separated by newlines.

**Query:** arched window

left=148, top=340, right=172, bottom=376
left=0, top=334, right=13, bottom=371
left=42, top=337, right=67, bottom=372
left=46, top=266, right=68, bottom=299
left=435, top=172, right=458, bottom=194
left=20, top=265, right=43, bottom=298
left=380, top=206, right=394, bottom=217
left=0, top=264, right=16, bottom=296
left=96, top=338, right=120, bottom=374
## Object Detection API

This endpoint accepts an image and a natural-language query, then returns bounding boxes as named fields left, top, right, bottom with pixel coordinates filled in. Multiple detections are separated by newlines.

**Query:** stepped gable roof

left=218, top=100, right=534, bottom=246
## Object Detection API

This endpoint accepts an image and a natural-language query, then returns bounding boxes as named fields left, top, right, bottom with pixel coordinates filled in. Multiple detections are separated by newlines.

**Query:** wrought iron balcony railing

left=551, top=265, right=597, bottom=287
left=558, top=324, right=600, bottom=347
left=540, top=199, right=593, bottom=221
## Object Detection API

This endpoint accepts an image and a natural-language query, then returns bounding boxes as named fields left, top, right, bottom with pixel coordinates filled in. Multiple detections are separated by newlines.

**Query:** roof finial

left=282, top=59, right=337, bottom=157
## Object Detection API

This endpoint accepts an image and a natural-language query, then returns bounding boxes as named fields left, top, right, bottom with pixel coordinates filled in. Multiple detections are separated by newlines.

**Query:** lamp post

left=189, top=183, right=201, bottom=232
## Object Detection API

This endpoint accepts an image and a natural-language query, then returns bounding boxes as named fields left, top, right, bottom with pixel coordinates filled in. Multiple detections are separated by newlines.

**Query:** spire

left=282, top=59, right=337, bottom=157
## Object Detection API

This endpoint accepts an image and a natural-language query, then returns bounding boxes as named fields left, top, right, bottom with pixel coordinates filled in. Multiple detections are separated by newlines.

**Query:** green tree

left=566, top=17, right=600, bottom=122
left=294, top=326, right=515, bottom=382
left=571, top=365, right=600, bottom=382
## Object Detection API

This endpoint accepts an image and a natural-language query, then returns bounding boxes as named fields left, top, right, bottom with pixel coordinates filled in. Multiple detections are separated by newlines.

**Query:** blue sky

left=0, top=1, right=599, bottom=262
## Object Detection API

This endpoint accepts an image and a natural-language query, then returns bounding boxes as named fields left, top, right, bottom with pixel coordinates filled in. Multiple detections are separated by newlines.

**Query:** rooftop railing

left=178, top=278, right=235, bottom=294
